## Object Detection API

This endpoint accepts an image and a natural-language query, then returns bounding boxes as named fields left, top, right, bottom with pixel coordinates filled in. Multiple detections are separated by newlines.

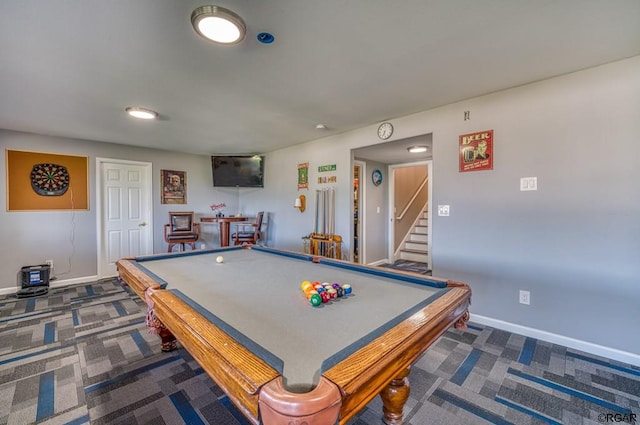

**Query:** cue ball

left=216, top=256, right=224, bottom=263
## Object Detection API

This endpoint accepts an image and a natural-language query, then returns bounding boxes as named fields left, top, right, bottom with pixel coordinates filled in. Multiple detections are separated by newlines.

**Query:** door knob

left=139, top=221, right=148, bottom=227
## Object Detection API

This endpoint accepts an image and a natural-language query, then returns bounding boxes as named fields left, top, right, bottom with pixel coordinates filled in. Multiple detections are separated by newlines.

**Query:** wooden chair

left=232, top=212, right=264, bottom=245
left=164, top=211, right=200, bottom=252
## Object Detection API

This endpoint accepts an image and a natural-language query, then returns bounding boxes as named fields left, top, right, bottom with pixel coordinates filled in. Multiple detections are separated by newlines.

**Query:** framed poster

left=297, top=162, right=309, bottom=190
left=6, top=149, right=89, bottom=211
left=161, top=169, right=187, bottom=204
left=459, top=130, right=494, bottom=172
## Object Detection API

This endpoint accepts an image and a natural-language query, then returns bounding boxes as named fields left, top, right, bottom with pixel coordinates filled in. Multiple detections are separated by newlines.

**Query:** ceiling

left=1, top=1, right=639, bottom=163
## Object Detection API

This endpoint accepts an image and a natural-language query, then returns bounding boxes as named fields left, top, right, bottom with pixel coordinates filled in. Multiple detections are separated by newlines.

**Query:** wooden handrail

left=396, top=177, right=428, bottom=220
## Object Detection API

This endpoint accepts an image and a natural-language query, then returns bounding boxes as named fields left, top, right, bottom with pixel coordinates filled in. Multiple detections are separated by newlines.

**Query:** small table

left=117, top=245, right=471, bottom=425
left=200, top=216, right=247, bottom=246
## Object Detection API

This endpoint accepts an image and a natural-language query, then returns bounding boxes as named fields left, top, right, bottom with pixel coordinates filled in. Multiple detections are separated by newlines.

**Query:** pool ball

left=301, top=280, right=312, bottom=291
left=216, top=256, right=224, bottom=263
left=336, top=287, right=344, bottom=297
left=320, top=292, right=330, bottom=303
left=309, top=294, right=322, bottom=307
left=332, top=283, right=341, bottom=290
left=342, top=284, right=351, bottom=295
left=327, top=288, right=337, bottom=299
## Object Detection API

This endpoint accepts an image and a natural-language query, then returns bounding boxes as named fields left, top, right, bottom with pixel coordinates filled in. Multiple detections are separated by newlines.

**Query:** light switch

left=520, top=177, right=537, bottom=191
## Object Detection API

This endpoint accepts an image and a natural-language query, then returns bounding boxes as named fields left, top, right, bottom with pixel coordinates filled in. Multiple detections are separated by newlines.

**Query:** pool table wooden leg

left=144, top=288, right=178, bottom=352
left=159, top=328, right=178, bottom=352
left=380, top=367, right=410, bottom=425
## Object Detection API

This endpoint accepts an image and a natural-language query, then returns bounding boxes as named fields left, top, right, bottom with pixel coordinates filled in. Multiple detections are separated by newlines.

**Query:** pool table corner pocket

left=259, top=377, right=342, bottom=425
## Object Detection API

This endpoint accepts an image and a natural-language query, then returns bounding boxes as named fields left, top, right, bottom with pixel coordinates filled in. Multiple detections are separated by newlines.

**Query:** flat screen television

left=211, top=155, right=265, bottom=188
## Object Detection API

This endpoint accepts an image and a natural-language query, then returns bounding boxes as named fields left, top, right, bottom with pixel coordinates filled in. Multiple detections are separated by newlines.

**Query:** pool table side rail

left=116, top=258, right=165, bottom=300
left=151, top=290, right=280, bottom=424
left=324, top=283, right=471, bottom=424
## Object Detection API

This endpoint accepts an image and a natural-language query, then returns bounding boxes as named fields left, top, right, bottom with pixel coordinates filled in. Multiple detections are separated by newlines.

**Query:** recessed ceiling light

left=191, top=5, right=246, bottom=45
left=315, top=124, right=327, bottom=130
left=125, top=107, right=158, bottom=120
left=407, top=145, right=428, bottom=153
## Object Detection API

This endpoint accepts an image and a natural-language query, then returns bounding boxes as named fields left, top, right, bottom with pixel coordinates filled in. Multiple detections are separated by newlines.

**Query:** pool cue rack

left=307, top=233, right=342, bottom=259
left=302, top=188, right=342, bottom=259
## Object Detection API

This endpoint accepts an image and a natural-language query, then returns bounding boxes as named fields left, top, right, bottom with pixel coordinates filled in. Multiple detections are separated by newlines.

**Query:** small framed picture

left=161, top=169, right=187, bottom=204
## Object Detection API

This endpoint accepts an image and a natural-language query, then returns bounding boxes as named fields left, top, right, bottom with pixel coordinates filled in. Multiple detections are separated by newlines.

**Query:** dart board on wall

left=30, top=163, right=70, bottom=196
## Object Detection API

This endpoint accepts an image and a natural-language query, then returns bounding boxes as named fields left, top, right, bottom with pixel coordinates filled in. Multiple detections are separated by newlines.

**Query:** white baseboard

left=0, top=275, right=99, bottom=296
left=50, top=275, right=99, bottom=289
left=471, top=313, right=640, bottom=368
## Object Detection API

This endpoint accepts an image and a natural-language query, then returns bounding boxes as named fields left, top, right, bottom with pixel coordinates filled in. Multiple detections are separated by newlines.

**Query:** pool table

left=116, top=245, right=471, bottom=425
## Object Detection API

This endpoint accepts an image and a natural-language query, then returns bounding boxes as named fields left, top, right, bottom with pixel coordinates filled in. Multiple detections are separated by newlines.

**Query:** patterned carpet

left=0, top=279, right=637, bottom=425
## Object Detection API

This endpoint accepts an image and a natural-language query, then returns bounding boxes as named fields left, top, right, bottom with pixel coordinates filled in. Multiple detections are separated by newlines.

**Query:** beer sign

left=459, top=130, right=493, bottom=172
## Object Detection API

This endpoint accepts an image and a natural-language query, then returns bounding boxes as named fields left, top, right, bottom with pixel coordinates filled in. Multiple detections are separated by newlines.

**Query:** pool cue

left=313, top=189, right=319, bottom=235
left=330, top=188, right=335, bottom=236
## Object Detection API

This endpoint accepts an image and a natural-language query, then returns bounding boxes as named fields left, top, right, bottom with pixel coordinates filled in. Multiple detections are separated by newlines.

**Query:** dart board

left=30, top=163, right=70, bottom=196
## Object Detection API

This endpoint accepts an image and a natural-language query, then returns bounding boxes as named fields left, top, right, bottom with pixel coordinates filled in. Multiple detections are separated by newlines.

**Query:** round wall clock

left=372, top=169, right=383, bottom=186
left=30, top=163, right=70, bottom=196
left=377, top=122, right=394, bottom=140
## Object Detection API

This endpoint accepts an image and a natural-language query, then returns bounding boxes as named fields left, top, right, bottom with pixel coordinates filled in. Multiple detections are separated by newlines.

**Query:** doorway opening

left=352, top=161, right=364, bottom=263
left=388, top=161, right=431, bottom=273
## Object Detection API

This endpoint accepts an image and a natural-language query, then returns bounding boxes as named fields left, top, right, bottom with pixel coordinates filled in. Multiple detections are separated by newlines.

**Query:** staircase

left=398, top=211, right=428, bottom=263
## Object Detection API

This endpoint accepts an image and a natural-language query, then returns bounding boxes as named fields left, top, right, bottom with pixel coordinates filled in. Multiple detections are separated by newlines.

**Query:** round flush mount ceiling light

left=191, top=5, right=246, bottom=44
left=125, top=107, right=158, bottom=120
left=407, top=145, right=428, bottom=153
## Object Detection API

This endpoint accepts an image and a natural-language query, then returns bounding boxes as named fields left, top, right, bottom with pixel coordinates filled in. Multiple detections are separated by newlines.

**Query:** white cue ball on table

left=216, top=255, right=224, bottom=263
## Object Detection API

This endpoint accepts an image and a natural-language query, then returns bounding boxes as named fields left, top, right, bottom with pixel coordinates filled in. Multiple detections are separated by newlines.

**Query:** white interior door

left=97, top=158, right=153, bottom=277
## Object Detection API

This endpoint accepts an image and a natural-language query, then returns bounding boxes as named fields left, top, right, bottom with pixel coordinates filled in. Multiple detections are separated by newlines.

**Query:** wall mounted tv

left=211, top=155, right=265, bottom=188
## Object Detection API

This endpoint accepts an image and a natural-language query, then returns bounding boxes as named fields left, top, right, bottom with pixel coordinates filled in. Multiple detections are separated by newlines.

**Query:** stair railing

left=396, top=176, right=428, bottom=220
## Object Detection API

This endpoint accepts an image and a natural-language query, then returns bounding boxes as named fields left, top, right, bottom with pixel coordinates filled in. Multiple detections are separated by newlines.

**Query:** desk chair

left=232, top=212, right=264, bottom=245
left=164, top=211, right=200, bottom=252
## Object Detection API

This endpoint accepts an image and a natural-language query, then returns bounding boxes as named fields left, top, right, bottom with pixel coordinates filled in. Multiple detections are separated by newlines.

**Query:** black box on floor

left=17, top=264, right=50, bottom=297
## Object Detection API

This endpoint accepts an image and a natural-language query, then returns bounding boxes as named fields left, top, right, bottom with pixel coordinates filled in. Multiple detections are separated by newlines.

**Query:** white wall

left=1, top=56, right=638, bottom=361
left=241, top=56, right=640, bottom=358
left=0, top=131, right=243, bottom=286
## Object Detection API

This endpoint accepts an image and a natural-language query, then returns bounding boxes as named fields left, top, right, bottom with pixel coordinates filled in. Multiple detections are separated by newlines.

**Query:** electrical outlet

left=438, top=205, right=450, bottom=216
left=45, top=259, right=54, bottom=268
left=519, top=290, right=530, bottom=305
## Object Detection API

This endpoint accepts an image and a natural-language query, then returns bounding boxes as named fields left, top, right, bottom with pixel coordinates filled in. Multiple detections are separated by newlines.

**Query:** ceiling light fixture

left=407, top=145, right=428, bottom=153
left=315, top=124, right=327, bottom=130
left=191, top=5, right=246, bottom=44
left=125, top=107, right=158, bottom=120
